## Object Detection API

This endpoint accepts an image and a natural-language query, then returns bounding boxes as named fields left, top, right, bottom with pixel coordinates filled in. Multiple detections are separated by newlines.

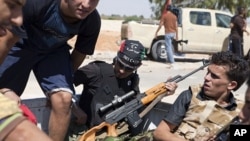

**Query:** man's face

left=203, top=64, right=233, bottom=99
left=114, top=59, right=135, bottom=79
left=238, top=87, right=250, bottom=125
left=66, top=0, right=99, bottom=20
left=0, top=0, right=25, bottom=36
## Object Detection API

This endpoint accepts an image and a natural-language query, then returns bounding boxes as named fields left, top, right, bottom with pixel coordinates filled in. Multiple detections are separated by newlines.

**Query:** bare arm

left=155, top=19, right=164, bottom=38
left=71, top=49, right=87, bottom=72
left=0, top=29, right=20, bottom=64
left=6, top=119, right=52, bottom=141
left=153, top=120, right=186, bottom=141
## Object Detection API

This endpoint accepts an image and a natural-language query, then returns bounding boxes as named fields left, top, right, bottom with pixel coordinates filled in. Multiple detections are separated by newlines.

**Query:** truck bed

left=21, top=97, right=172, bottom=133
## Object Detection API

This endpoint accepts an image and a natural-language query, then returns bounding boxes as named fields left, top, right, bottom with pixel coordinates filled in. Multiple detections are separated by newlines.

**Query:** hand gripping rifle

left=172, top=39, right=188, bottom=46
left=79, top=60, right=209, bottom=141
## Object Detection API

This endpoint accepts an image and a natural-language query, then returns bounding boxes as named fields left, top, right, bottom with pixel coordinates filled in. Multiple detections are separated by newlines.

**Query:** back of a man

left=162, top=10, right=178, bottom=34
left=155, top=5, right=178, bottom=67
left=230, top=6, right=249, bottom=57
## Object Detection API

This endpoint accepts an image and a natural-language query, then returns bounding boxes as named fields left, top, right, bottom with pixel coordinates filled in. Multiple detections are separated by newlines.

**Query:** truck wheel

left=151, top=39, right=168, bottom=62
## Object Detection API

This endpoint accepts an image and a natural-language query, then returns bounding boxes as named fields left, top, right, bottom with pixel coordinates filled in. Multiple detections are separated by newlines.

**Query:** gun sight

left=99, top=90, right=136, bottom=114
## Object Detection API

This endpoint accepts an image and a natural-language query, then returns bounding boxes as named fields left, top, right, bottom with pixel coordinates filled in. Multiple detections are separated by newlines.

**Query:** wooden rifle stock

left=79, top=122, right=117, bottom=141
left=79, top=61, right=209, bottom=141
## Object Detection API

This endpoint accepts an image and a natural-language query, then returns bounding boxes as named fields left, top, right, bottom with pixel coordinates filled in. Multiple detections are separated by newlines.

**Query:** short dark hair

left=210, top=51, right=249, bottom=91
left=237, top=6, right=246, bottom=14
left=166, top=5, right=173, bottom=11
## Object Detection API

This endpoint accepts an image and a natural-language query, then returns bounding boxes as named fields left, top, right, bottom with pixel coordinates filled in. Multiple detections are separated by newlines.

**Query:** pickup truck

left=121, top=7, right=250, bottom=62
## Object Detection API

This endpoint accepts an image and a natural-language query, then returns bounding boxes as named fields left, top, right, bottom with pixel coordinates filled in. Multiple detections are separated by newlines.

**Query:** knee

left=50, top=91, right=72, bottom=109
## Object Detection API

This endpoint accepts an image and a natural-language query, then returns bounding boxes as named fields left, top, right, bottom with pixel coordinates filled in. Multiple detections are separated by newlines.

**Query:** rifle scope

left=99, top=90, right=136, bottom=114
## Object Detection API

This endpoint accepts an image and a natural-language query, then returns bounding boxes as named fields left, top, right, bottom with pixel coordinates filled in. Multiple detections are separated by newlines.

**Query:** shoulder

left=25, top=0, right=54, bottom=10
left=23, top=0, right=56, bottom=20
left=77, top=9, right=101, bottom=38
left=85, top=61, right=112, bottom=73
left=171, top=89, right=192, bottom=108
left=233, top=15, right=243, bottom=21
left=179, top=89, right=192, bottom=100
left=89, top=60, right=109, bottom=67
left=81, top=9, right=101, bottom=26
left=77, top=61, right=102, bottom=74
left=90, top=9, right=101, bottom=20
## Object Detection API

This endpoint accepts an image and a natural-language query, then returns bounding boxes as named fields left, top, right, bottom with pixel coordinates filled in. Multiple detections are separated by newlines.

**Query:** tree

left=149, top=0, right=250, bottom=19
left=148, top=0, right=167, bottom=19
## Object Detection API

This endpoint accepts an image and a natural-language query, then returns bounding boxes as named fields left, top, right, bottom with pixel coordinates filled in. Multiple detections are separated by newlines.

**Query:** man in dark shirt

left=230, top=6, right=249, bottom=57
left=0, top=0, right=101, bottom=140
left=74, top=39, right=178, bottom=126
left=153, top=51, right=249, bottom=141
left=70, top=40, right=177, bottom=140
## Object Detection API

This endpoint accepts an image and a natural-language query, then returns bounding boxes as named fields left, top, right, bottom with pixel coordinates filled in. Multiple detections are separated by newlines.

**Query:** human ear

left=228, top=81, right=237, bottom=90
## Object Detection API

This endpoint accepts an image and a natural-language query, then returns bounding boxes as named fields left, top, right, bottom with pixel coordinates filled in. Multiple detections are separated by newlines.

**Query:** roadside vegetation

left=100, top=0, right=250, bottom=22
left=100, top=14, right=146, bottom=22
left=150, top=0, right=250, bottom=19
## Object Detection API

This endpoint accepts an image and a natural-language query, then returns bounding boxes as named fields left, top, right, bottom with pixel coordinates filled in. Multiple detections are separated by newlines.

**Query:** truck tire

left=151, top=39, right=168, bottom=62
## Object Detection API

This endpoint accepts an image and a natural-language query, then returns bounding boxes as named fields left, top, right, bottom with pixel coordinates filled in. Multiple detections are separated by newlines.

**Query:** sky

left=96, top=0, right=153, bottom=18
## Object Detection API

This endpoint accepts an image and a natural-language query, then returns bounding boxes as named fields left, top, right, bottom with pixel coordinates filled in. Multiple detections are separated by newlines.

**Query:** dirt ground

left=68, top=30, right=120, bottom=52
left=95, top=31, right=121, bottom=51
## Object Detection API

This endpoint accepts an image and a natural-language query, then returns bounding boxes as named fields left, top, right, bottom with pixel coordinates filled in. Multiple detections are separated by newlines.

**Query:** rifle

left=78, top=60, right=209, bottom=141
left=172, top=39, right=188, bottom=46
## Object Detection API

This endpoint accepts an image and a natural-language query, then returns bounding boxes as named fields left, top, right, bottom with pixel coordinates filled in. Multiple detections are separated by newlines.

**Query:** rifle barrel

left=175, top=62, right=209, bottom=83
left=99, top=90, right=136, bottom=114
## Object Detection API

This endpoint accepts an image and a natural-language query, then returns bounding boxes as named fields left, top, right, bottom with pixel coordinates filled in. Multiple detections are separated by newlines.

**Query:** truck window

left=190, top=11, right=211, bottom=26
left=215, top=13, right=231, bottom=28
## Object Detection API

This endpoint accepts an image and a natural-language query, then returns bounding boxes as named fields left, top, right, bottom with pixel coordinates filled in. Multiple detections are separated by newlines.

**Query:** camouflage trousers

left=64, top=121, right=154, bottom=141
left=103, top=130, right=154, bottom=141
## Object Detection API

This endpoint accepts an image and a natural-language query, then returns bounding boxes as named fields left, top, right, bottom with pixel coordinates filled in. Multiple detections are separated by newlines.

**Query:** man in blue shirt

left=0, top=0, right=101, bottom=140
